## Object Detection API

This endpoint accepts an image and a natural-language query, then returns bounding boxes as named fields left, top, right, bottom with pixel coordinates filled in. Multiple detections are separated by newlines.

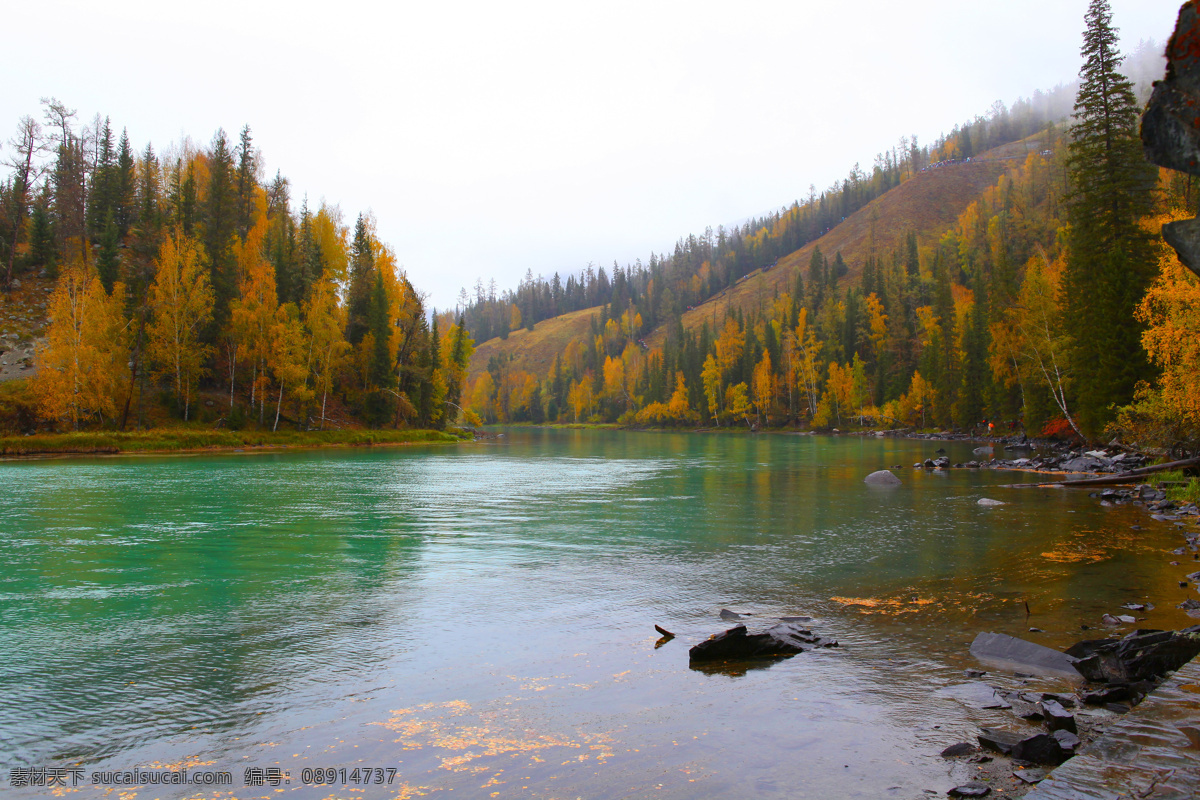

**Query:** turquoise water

left=0, top=429, right=1194, bottom=798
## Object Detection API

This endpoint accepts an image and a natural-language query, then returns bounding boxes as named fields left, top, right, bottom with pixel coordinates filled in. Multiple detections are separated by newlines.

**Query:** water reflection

left=0, top=430, right=1194, bottom=798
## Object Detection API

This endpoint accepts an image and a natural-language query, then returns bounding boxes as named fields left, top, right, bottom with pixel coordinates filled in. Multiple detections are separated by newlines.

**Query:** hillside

left=469, top=304, right=603, bottom=380
left=648, top=136, right=1044, bottom=346
left=468, top=134, right=1046, bottom=373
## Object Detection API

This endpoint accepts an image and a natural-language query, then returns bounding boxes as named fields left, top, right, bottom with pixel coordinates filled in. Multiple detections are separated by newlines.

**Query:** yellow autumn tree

left=303, top=278, right=350, bottom=429
left=230, top=226, right=279, bottom=423
left=1114, top=214, right=1200, bottom=439
left=701, top=353, right=722, bottom=423
left=35, top=262, right=130, bottom=429
left=724, top=382, right=751, bottom=428
left=667, top=371, right=696, bottom=423
left=146, top=229, right=213, bottom=421
left=751, top=350, right=775, bottom=425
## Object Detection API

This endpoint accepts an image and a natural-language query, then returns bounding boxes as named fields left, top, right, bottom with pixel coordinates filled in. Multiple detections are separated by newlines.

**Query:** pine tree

left=347, top=214, right=375, bottom=345
left=203, top=129, right=237, bottom=327
left=1062, top=0, right=1157, bottom=435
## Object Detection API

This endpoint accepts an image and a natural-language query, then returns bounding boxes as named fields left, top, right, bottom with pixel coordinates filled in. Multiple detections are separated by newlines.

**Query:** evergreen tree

left=346, top=214, right=375, bottom=345
left=113, top=129, right=136, bottom=238
left=96, top=209, right=120, bottom=293
left=1062, top=0, right=1157, bottom=435
left=203, top=129, right=237, bottom=327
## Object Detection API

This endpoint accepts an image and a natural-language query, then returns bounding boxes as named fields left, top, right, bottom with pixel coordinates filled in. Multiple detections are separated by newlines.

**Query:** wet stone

left=940, top=742, right=978, bottom=758
left=947, top=783, right=990, bottom=798
left=1011, top=732, right=1072, bottom=766
left=978, top=728, right=1023, bottom=755
left=1040, top=699, right=1077, bottom=734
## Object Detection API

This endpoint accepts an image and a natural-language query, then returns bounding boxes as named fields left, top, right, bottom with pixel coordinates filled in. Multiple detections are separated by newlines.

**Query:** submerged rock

left=940, top=742, right=978, bottom=758
left=864, top=469, right=902, bottom=486
left=968, top=632, right=1080, bottom=679
left=947, top=782, right=991, bottom=797
left=719, top=608, right=747, bottom=620
left=688, top=623, right=837, bottom=663
left=977, top=498, right=1005, bottom=506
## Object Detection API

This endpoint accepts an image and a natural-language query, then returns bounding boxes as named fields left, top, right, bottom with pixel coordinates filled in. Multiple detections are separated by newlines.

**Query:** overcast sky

left=2, top=0, right=1182, bottom=311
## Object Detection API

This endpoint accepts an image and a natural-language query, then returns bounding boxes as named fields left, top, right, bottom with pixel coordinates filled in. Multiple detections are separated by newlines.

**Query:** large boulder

left=1142, top=2, right=1200, bottom=275
left=1060, top=455, right=1108, bottom=473
left=864, top=469, right=902, bottom=486
left=969, top=632, right=1081, bottom=679
left=688, top=623, right=838, bottom=663
left=1070, top=627, right=1200, bottom=683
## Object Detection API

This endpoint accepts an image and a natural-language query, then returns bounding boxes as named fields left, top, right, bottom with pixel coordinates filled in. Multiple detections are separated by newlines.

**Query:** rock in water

left=864, top=469, right=902, bottom=486
left=968, top=632, right=1080, bottom=679
left=688, top=623, right=837, bottom=663
left=948, top=782, right=991, bottom=797
left=719, top=608, right=745, bottom=620
left=977, top=498, right=1005, bottom=506
left=940, top=742, right=978, bottom=758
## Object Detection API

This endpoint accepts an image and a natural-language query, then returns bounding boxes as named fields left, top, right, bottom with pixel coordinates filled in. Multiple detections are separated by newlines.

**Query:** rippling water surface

left=0, top=429, right=1194, bottom=798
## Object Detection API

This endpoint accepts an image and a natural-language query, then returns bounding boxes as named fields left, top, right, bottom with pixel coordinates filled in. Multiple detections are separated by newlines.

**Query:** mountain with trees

left=460, top=5, right=1194, bottom=446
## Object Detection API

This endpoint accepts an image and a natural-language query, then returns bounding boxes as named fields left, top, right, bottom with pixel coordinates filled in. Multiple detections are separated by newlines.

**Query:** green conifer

left=1062, top=0, right=1157, bottom=435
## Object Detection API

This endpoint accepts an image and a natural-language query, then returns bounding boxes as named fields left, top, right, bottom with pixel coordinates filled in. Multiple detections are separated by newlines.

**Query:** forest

left=0, top=111, right=474, bottom=436
left=0, top=2, right=1192, bottom=448
left=459, top=8, right=1198, bottom=447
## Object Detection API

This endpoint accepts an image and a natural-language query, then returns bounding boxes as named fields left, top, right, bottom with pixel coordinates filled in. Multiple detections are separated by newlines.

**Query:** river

left=0, top=428, right=1193, bottom=799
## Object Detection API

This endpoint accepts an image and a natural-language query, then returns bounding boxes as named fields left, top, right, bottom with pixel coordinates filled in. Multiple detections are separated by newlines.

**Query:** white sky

left=2, top=0, right=1182, bottom=311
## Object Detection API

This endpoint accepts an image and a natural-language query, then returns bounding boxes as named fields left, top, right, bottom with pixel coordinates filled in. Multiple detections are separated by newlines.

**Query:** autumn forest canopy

left=0, top=0, right=1196, bottom=448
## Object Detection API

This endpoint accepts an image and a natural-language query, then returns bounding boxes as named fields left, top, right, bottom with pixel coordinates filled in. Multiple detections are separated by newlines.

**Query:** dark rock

left=968, top=632, right=1080, bottom=679
left=1065, top=638, right=1118, bottom=657
left=1011, top=732, right=1070, bottom=766
left=923, top=458, right=936, bottom=468
left=964, top=668, right=987, bottom=678
left=1100, top=613, right=1123, bottom=627
left=1041, top=692, right=1076, bottom=708
left=934, top=456, right=951, bottom=468
left=1061, top=455, right=1107, bottom=473
left=1145, top=14, right=1200, bottom=275
left=688, top=623, right=836, bottom=663
left=719, top=608, right=746, bottom=620
left=1053, top=729, right=1080, bottom=754
left=1071, top=627, right=1200, bottom=683
left=1120, top=603, right=1147, bottom=611
left=940, top=742, right=978, bottom=758
left=947, top=782, right=990, bottom=798
left=778, top=615, right=813, bottom=623
left=1011, top=700, right=1043, bottom=721
left=864, top=469, right=902, bottom=486
left=1081, top=684, right=1133, bottom=706
left=978, top=728, right=1023, bottom=755
left=1040, top=699, right=1077, bottom=734
left=1013, top=768, right=1047, bottom=784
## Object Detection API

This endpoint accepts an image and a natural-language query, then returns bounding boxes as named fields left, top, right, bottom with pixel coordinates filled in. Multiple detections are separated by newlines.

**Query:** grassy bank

left=0, top=427, right=465, bottom=457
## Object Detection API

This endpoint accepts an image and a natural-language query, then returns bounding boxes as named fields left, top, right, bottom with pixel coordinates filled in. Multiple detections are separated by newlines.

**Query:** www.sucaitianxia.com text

left=9, top=766, right=401, bottom=788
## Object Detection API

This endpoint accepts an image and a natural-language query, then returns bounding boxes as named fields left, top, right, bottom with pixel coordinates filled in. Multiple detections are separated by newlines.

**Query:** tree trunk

left=273, top=382, right=283, bottom=432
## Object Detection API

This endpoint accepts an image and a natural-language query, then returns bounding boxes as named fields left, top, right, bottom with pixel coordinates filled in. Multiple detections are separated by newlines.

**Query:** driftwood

left=654, top=624, right=675, bottom=638
left=999, top=456, right=1200, bottom=489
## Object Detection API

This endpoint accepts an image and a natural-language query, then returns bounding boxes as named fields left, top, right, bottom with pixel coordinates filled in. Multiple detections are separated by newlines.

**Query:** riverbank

left=0, top=427, right=467, bottom=458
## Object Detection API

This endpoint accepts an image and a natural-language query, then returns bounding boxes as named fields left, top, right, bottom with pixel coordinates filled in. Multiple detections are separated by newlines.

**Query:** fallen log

left=999, top=455, right=1200, bottom=489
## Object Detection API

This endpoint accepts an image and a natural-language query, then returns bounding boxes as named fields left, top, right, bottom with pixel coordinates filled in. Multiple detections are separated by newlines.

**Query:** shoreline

left=0, top=428, right=469, bottom=460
